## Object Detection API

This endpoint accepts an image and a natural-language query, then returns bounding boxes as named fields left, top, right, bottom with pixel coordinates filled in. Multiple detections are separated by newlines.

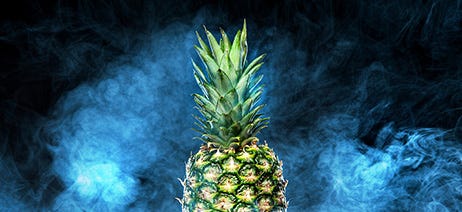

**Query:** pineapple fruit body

left=182, top=143, right=287, bottom=211
left=180, top=21, right=287, bottom=211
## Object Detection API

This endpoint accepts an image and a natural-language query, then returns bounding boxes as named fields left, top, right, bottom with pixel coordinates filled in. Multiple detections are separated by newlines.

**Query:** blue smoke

left=42, top=22, right=201, bottom=210
left=1, top=0, right=461, bottom=211
left=275, top=115, right=462, bottom=211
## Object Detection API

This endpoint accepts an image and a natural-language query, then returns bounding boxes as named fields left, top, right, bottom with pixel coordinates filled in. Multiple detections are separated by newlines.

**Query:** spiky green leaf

left=204, top=26, right=223, bottom=61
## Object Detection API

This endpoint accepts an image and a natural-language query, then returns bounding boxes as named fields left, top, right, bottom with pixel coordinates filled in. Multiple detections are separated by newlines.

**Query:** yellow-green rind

left=181, top=143, right=288, bottom=211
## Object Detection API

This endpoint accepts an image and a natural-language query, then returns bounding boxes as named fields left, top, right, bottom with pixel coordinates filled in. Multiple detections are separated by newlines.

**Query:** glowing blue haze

left=45, top=23, right=199, bottom=210
left=0, top=2, right=461, bottom=211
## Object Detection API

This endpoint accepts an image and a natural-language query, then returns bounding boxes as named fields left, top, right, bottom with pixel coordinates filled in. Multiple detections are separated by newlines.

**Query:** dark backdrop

left=1, top=0, right=461, bottom=211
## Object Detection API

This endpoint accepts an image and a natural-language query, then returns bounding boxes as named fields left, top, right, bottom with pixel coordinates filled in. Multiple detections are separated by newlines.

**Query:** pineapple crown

left=193, top=20, right=268, bottom=149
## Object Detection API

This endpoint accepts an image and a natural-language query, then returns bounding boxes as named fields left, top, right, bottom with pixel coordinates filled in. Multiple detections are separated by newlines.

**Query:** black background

left=1, top=0, right=461, bottom=210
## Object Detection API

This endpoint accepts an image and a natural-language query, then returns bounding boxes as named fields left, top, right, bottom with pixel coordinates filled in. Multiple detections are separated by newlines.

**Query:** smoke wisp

left=0, top=0, right=461, bottom=211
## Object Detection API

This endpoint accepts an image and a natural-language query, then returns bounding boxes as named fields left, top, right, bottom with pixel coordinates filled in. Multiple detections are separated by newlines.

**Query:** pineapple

left=180, top=21, right=288, bottom=211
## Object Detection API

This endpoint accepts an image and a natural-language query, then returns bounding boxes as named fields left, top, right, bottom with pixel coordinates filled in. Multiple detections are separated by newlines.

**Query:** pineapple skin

left=181, top=143, right=287, bottom=211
